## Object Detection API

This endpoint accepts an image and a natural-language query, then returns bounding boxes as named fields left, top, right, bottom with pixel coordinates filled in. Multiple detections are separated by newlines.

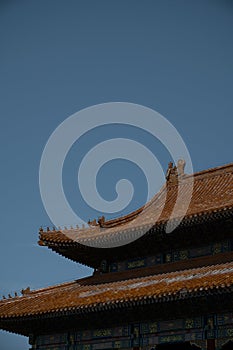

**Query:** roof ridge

left=186, top=162, right=233, bottom=179
left=134, top=260, right=233, bottom=281
left=2, top=260, right=233, bottom=301
left=27, top=279, right=80, bottom=295
left=87, top=162, right=233, bottom=225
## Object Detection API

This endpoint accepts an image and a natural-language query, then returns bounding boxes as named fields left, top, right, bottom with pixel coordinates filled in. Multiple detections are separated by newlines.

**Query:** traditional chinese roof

left=38, top=163, right=233, bottom=266
left=1, top=256, right=233, bottom=336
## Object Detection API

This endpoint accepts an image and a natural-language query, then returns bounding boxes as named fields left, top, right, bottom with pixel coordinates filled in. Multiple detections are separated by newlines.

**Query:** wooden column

left=207, top=339, right=215, bottom=350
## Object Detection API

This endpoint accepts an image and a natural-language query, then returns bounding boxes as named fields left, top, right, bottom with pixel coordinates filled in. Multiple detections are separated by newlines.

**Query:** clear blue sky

left=0, top=1, right=233, bottom=348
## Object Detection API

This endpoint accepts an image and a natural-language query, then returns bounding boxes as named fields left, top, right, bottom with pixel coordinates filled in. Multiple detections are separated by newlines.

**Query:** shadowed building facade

left=0, top=162, right=233, bottom=350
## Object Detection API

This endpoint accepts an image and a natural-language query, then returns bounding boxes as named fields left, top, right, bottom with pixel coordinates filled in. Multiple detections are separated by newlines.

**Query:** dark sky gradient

left=0, top=1, right=233, bottom=348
